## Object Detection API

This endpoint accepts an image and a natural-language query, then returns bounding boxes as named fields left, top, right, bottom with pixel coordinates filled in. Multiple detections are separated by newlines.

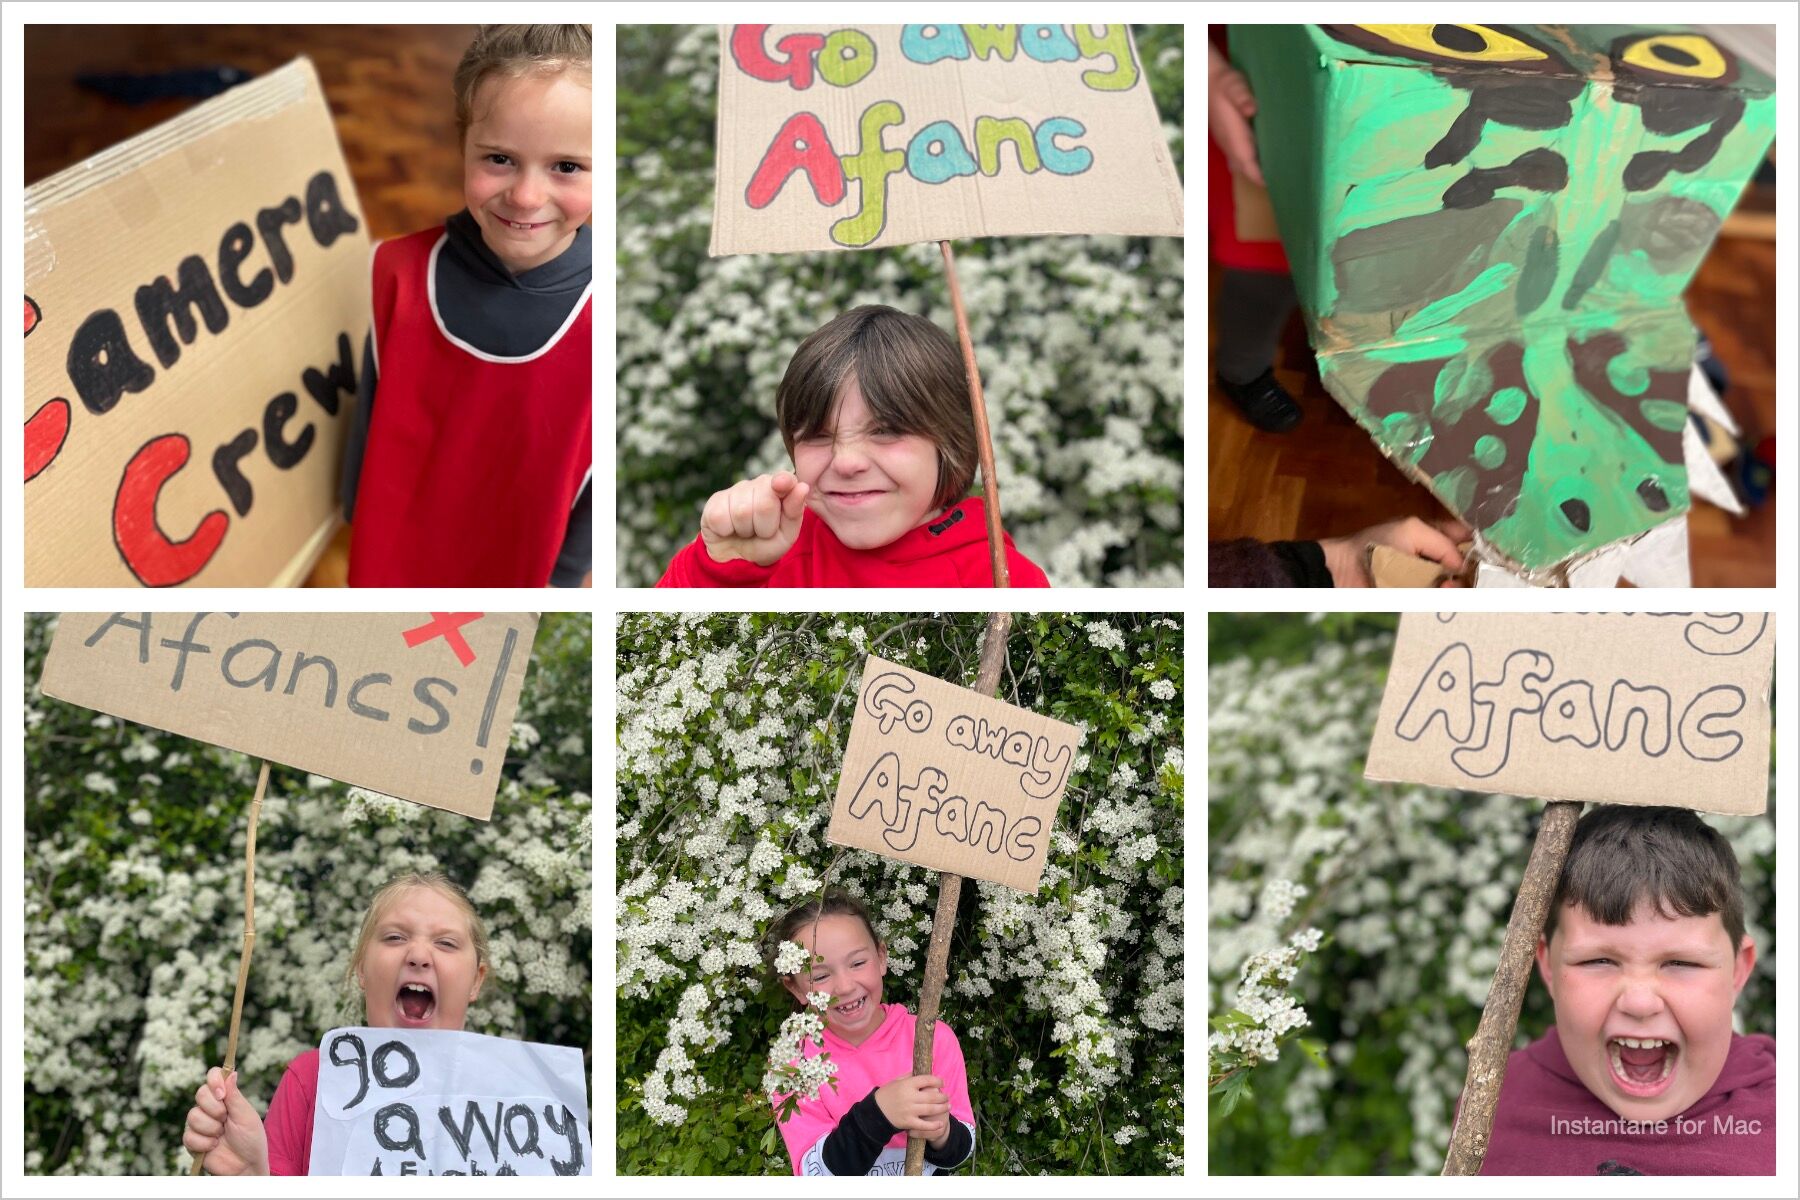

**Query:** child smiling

left=1478, top=806, right=1774, bottom=1174
left=656, top=305, right=1049, bottom=587
left=342, top=25, right=592, bottom=587
left=766, top=890, right=975, bottom=1175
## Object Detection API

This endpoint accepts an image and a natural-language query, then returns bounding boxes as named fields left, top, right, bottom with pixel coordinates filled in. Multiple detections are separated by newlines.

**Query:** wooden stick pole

left=905, top=611, right=1013, bottom=1175
left=1441, top=800, right=1581, bottom=1176
left=188, top=760, right=270, bottom=1176
left=939, top=240, right=1008, bottom=588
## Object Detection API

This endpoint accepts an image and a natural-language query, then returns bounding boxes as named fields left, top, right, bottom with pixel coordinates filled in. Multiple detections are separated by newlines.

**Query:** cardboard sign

left=1367, top=613, right=1774, bottom=815
left=827, top=655, right=1082, bottom=891
left=1232, top=26, right=1776, bottom=572
left=711, top=23, right=1183, bottom=255
left=24, top=58, right=371, bottom=586
left=38, top=613, right=538, bottom=820
left=308, top=1027, right=590, bottom=1176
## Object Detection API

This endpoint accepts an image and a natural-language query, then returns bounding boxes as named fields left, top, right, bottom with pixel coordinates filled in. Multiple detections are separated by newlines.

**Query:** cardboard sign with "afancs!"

left=1366, top=613, right=1774, bottom=815
left=828, top=655, right=1082, bottom=891
left=39, top=613, right=538, bottom=820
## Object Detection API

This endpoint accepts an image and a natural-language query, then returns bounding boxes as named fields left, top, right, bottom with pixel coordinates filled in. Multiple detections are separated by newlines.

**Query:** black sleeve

left=339, top=332, right=378, bottom=522
left=819, top=1090, right=899, bottom=1176
left=1269, top=539, right=1334, bottom=587
left=549, top=474, right=593, bottom=587
left=923, top=1116, right=974, bottom=1171
left=1208, top=537, right=1331, bottom=587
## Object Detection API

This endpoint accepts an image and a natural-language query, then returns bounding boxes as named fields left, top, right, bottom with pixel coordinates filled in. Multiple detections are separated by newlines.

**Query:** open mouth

left=396, top=982, right=437, bottom=1026
left=834, top=996, right=868, bottom=1020
left=1607, top=1036, right=1679, bottom=1097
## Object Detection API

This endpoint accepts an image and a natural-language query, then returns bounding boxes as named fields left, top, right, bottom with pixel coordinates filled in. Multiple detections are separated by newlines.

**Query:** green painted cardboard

left=1232, top=25, right=1774, bottom=571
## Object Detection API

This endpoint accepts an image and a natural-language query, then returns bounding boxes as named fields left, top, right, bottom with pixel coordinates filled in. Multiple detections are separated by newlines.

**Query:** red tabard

left=347, top=228, right=592, bottom=586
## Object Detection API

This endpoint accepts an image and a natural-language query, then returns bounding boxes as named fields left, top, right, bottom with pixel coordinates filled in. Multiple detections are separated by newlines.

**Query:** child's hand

left=183, top=1067, right=269, bottom=1176
left=1208, top=43, right=1263, bottom=186
left=874, top=1074, right=951, bottom=1136
left=700, top=471, right=811, bottom=566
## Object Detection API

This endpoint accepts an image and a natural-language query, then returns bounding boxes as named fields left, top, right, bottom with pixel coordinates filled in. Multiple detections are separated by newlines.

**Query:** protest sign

left=1366, top=612, right=1773, bottom=815
left=39, top=612, right=537, bottom=819
left=308, top=1027, right=590, bottom=1176
left=711, top=23, right=1184, bottom=255
left=24, top=57, right=370, bottom=586
left=828, top=653, right=1082, bottom=891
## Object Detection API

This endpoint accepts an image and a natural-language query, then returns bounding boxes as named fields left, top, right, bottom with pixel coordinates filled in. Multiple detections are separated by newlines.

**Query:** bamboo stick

left=188, top=760, right=270, bottom=1176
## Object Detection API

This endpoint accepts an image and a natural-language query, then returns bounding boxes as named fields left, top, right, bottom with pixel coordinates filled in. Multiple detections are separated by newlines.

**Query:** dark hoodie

left=656, top=495, right=1049, bottom=588
left=1477, top=1026, right=1775, bottom=1175
left=340, top=211, right=592, bottom=586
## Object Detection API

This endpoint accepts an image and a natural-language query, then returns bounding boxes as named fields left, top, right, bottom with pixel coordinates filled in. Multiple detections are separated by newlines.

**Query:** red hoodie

left=656, top=496, right=1050, bottom=588
left=1475, top=1026, right=1775, bottom=1175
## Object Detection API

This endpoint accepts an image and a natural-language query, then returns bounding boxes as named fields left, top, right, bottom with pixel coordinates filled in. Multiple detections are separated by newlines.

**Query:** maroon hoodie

left=1477, top=1027, right=1775, bottom=1175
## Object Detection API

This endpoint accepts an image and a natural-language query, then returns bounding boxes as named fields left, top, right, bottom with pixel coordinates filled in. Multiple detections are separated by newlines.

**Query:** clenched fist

left=183, top=1067, right=270, bottom=1175
left=700, top=471, right=812, bottom=566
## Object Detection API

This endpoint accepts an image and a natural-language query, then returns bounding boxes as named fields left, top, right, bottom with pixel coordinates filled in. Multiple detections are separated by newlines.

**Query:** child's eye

left=438, top=939, right=461, bottom=950
left=553, top=161, right=586, bottom=175
left=1666, top=960, right=1702, bottom=969
left=1577, top=957, right=1615, bottom=966
left=485, top=153, right=513, bottom=168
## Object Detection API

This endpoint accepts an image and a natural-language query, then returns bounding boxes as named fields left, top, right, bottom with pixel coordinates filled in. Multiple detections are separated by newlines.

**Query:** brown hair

left=1545, top=805, right=1746, bottom=951
left=453, top=25, right=593, bottom=144
left=776, top=305, right=976, bottom=512
left=763, top=888, right=883, bottom=1003
left=346, top=871, right=492, bottom=995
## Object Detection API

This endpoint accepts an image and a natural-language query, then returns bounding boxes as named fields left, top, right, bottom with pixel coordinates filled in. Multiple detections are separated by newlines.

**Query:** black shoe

left=1219, top=368, right=1302, bottom=433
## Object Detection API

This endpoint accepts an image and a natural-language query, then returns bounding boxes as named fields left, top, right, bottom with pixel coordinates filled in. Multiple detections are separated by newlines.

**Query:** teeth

left=1609, top=1040, right=1677, bottom=1086
left=1612, top=1037, right=1667, bottom=1049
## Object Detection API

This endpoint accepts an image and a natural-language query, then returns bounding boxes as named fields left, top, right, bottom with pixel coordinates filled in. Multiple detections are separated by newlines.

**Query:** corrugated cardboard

left=828, top=654, right=1082, bottom=891
left=711, top=24, right=1183, bottom=255
left=1367, top=612, right=1773, bottom=815
left=39, top=613, right=539, bottom=820
left=24, top=58, right=371, bottom=586
left=1232, top=26, right=1775, bottom=573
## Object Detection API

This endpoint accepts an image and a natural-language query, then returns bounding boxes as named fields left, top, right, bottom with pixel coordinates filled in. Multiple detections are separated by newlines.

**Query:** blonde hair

left=454, top=24, right=593, bottom=144
left=345, top=871, right=491, bottom=997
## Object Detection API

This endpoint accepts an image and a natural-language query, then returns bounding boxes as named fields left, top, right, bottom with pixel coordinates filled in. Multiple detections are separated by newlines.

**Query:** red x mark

left=402, top=612, right=483, bottom=666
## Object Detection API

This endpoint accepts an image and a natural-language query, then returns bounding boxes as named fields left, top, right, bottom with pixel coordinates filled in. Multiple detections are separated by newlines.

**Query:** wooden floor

left=25, top=25, right=477, bottom=586
left=1208, top=229, right=1779, bottom=588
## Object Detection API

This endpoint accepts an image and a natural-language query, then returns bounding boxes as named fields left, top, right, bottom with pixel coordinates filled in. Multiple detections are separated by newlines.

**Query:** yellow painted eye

left=1353, top=24, right=1549, bottom=64
left=1621, top=35, right=1727, bottom=79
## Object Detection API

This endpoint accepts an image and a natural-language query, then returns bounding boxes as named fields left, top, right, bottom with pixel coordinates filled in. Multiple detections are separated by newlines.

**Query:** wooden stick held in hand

left=904, top=611, right=1013, bottom=1176
left=1441, top=800, right=1582, bottom=1176
left=188, top=760, right=270, bottom=1176
left=939, top=240, right=1008, bottom=588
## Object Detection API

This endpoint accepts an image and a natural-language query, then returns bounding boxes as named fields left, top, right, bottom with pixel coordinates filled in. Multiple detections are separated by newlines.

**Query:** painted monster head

left=1233, top=25, right=1774, bottom=571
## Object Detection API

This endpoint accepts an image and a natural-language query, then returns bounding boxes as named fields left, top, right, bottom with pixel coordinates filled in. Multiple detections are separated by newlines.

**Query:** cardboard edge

left=1359, top=770, right=1766, bottom=818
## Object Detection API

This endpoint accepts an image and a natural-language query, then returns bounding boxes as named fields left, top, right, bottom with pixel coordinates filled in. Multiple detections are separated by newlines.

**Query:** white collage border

left=0, top=3, right=1794, bottom=1196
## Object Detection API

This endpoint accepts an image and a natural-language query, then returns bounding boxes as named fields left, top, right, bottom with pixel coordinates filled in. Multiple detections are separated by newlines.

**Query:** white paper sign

left=308, top=1027, right=591, bottom=1176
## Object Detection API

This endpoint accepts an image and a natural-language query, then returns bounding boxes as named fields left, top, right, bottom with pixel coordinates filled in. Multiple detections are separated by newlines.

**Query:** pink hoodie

left=1476, top=1027, right=1775, bottom=1175
left=775, top=1004, right=975, bottom=1176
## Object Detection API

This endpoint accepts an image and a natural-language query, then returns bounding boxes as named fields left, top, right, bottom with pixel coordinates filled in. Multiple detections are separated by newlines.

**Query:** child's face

left=792, top=374, right=942, bottom=550
left=462, top=69, right=592, bottom=275
left=358, top=887, right=486, bottom=1032
left=782, top=913, right=888, bottom=1046
left=1536, top=899, right=1754, bottom=1121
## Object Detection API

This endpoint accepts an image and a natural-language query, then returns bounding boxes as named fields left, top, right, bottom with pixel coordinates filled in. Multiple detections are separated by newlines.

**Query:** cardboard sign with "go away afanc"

left=828, top=655, right=1083, bottom=891
left=1366, top=612, right=1774, bottom=816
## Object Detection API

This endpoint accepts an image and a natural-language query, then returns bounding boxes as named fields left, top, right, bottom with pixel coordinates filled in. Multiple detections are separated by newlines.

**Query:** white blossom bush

left=617, top=613, right=1184, bottom=1174
left=1208, top=617, right=1776, bottom=1174
left=616, top=26, right=1185, bottom=587
left=22, top=613, right=593, bottom=1176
